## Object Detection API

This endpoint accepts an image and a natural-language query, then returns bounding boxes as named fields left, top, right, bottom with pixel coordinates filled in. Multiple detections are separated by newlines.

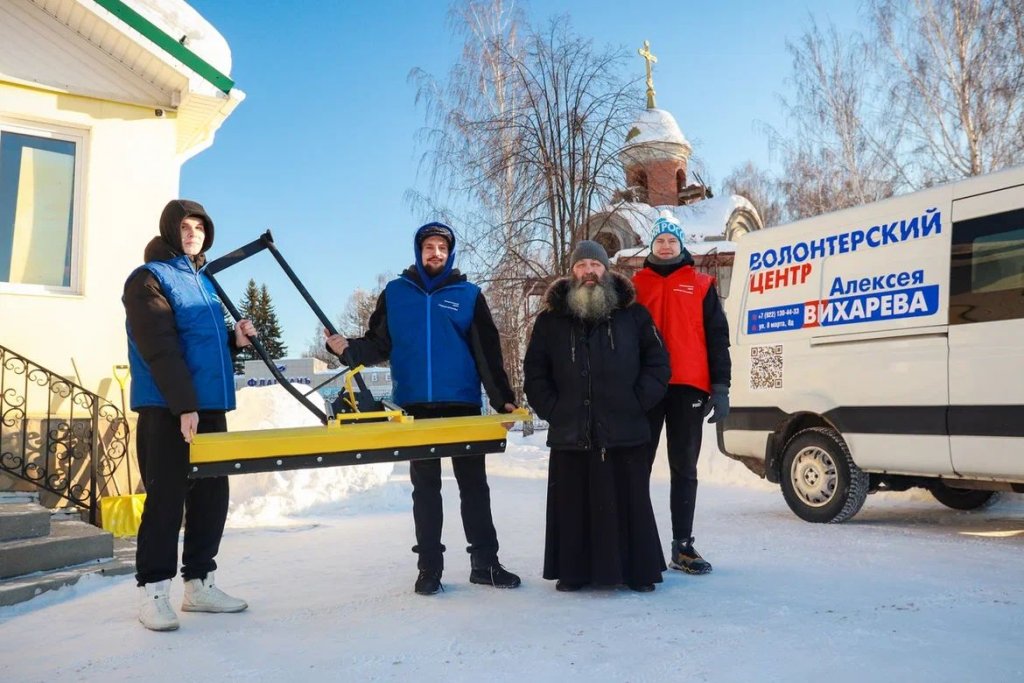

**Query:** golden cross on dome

left=638, top=40, right=658, bottom=109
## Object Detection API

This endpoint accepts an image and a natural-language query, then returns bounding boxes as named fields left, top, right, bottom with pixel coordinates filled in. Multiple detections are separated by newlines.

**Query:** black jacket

left=343, top=266, right=516, bottom=412
left=524, top=272, right=670, bottom=450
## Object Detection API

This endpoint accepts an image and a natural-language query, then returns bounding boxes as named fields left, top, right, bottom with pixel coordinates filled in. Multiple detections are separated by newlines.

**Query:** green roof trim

left=93, top=0, right=234, bottom=94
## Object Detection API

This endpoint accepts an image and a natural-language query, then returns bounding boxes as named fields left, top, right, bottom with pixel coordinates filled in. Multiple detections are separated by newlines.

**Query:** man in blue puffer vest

left=326, top=223, right=521, bottom=595
left=124, top=199, right=255, bottom=631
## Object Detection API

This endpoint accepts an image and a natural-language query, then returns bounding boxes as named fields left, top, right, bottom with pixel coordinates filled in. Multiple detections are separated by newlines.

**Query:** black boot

left=414, top=569, right=443, bottom=595
left=555, top=579, right=583, bottom=592
left=670, top=537, right=713, bottom=575
left=469, top=562, right=521, bottom=589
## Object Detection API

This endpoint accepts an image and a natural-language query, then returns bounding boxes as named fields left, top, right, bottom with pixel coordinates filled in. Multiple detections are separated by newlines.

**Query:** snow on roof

left=130, top=0, right=232, bottom=76
left=611, top=238, right=737, bottom=264
left=597, top=194, right=756, bottom=244
left=665, top=194, right=758, bottom=242
left=623, top=108, right=690, bottom=149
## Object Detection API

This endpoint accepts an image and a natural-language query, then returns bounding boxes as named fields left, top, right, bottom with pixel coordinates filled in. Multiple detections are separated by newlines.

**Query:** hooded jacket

left=123, top=200, right=238, bottom=414
left=632, top=249, right=732, bottom=392
left=342, top=223, right=516, bottom=411
left=523, top=271, right=670, bottom=450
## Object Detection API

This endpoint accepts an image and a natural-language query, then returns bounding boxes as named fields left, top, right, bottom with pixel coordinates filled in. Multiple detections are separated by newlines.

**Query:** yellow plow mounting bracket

left=188, top=408, right=532, bottom=478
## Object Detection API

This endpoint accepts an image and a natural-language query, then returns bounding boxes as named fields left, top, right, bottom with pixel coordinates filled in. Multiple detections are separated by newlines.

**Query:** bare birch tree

left=754, top=0, right=1024, bottom=223
left=302, top=272, right=390, bottom=369
left=412, top=6, right=638, bottom=278
left=770, top=17, right=903, bottom=221
left=722, top=161, right=784, bottom=228
left=409, top=1, right=639, bottom=396
left=871, top=0, right=1024, bottom=183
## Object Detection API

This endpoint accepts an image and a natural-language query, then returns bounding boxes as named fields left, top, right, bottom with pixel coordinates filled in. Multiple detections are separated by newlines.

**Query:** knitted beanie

left=650, top=213, right=684, bottom=247
left=570, top=240, right=610, bottom=269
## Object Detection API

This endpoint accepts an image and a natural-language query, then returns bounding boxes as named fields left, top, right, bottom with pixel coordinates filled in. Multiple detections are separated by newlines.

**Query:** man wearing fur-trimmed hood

left=524, top=240, right=670, bottom=593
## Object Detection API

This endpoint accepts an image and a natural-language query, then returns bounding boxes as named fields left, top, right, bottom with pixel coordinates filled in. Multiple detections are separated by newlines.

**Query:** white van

left=718, top=166, right=1024, bottom=522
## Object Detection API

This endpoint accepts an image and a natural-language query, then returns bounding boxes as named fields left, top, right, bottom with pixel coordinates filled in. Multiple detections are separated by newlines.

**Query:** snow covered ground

left=3, top=387, right=1023, bottom=682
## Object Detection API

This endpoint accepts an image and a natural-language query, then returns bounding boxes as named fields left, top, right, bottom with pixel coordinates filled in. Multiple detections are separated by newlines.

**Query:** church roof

left=623, top=107, right=691, bottom=150
left=599, top=194, right=757, bottom=240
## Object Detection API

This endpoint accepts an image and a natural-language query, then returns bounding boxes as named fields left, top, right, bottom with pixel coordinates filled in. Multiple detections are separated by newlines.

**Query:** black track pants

left=406, top=404, right=499, bottom=572
left=646, top=385, right=708, bottom=541
left=134, top=408, right=229, bottom=585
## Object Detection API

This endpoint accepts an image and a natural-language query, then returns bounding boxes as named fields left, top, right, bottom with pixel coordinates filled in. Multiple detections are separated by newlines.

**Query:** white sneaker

left=139, top=580, right=180, bottom=631
left=181, top=571, right=248, bottom=613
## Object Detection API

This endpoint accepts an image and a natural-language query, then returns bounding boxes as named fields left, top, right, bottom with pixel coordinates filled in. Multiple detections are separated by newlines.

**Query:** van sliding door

left=948, top=186, right=1024, bottom=480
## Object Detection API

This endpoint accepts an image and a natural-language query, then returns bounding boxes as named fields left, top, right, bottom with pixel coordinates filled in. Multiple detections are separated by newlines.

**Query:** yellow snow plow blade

left=188, top=408, right=531, bottom=478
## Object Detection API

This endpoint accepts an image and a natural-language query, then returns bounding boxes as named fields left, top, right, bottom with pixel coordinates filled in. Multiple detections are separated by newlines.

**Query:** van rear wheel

left=930, top=483, right=999, bottom=510
left=780, top=427, right=869, bottom=523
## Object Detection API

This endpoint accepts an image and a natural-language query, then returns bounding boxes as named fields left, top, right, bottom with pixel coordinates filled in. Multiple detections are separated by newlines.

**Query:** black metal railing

left=0, top=344, right=132, bottom=525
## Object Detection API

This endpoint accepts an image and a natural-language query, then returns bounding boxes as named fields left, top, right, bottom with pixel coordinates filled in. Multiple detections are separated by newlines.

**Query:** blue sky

left=182, top=0, right=861, bottom=356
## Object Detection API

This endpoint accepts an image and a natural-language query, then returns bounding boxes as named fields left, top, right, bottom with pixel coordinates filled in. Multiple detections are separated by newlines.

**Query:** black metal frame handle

left=204, top=230, right=372, bottom=424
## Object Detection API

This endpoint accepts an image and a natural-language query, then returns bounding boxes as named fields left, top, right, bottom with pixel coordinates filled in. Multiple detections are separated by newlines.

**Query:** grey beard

left=567, top=274, right=618, bottom=321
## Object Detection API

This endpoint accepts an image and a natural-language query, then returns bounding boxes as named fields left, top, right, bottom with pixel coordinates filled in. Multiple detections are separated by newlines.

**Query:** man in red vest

left=633, top=212, right=731, bottom=574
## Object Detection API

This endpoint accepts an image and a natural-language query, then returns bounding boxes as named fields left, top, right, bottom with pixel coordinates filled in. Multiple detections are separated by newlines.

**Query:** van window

left=949, top=207, right=1024, bottom=325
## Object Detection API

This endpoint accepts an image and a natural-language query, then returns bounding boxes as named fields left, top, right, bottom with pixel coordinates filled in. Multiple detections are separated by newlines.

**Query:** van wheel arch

left=766, top=413, right=836, bottom=483
left=779, top=426, right=870, bottom=523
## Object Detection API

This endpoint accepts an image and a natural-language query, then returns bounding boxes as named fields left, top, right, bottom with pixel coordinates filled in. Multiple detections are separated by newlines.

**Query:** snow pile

left=130, top=0, right=233, bottom=74
left=486, top=430, right=550, bottom=479
left=225, top=384, right=394, bottom=526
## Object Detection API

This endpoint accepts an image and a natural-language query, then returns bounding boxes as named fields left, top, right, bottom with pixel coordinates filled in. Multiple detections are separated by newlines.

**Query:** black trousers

left=406, top=404, right=499, bottom=572
left=646, top=384, right=708, bottom=541
left=135, top=408, right=229, bottom=586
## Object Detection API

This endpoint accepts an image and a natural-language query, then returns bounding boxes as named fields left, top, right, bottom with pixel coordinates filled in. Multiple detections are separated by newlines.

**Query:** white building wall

left=0, top=83, right=180, bottom=402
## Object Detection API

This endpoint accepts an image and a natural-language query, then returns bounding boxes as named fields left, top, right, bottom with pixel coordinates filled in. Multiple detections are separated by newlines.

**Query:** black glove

left=703, top=384, right=730, bottom=423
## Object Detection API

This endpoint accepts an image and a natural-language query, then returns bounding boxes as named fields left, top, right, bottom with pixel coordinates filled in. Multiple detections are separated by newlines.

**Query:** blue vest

left=126, top=256, right=236, bottom=411
left=385, top=276, right=482, bottom=407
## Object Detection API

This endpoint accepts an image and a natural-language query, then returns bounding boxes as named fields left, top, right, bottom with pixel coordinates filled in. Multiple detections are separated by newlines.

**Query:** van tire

left=780, top=427, right=869, bottom=523
left=930, top=484, right=999, bottom=511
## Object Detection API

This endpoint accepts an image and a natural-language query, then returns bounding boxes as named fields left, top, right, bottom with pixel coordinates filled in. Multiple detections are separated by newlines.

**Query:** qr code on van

left=750, top=345, right=783, bottom=390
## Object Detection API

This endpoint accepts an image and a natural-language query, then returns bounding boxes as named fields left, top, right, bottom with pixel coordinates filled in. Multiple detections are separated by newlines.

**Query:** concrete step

left=0, top=537, right=135, bottom=607
left=0, top=520, right=113, bottom=579
left=0, top=492, right=40, bottom=504
left=0, top=503, right=51, bottom=542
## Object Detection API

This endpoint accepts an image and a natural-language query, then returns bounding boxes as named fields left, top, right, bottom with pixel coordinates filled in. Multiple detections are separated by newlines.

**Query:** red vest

left=633, top=265, right=713, bottom=391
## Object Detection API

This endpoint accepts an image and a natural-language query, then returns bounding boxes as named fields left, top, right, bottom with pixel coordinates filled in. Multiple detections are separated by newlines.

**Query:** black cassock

left=543, top=444, right=665, bottom=587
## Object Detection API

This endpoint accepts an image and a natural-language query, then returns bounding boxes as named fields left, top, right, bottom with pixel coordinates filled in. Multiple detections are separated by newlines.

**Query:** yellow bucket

left=100, top=494, right=146, bottom=538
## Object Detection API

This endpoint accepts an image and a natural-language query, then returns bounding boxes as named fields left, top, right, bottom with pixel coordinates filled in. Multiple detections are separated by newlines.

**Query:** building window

left=0, top=122, right=83, bottom=293
left=626, top=167, right=648, bottom=203
left=593, top=231, right=620, bottom=258
left=949, top=207, right=1024, bottom=325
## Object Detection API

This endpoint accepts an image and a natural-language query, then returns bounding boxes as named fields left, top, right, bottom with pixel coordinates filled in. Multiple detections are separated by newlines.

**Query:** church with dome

left=584, top=41, right=764, bottom=296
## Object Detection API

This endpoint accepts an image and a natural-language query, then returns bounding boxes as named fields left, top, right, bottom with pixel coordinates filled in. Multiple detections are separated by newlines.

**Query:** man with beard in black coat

left=524, top=240, right=670, bottom=592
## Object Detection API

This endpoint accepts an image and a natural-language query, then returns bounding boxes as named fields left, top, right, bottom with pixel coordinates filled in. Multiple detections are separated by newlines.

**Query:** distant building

left=583, top=42, right=764, bottom=296
left=235, top=357, right=498, bottom=416
left=235, top=358, right=394, bottom=406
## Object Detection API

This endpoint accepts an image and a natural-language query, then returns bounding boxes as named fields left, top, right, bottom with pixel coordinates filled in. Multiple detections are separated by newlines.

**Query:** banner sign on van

left=747, top=285, right=940, bottom=333
left=747, top=208, right=942, bottom=271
